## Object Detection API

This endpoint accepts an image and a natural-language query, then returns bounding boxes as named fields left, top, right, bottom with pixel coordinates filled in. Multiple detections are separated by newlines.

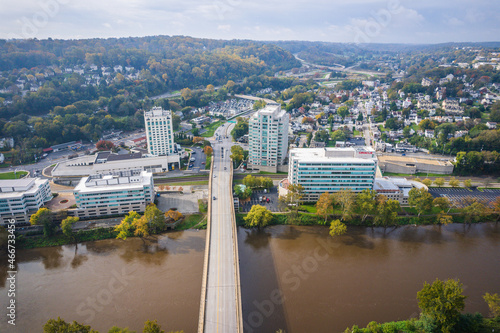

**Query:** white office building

left=144, top=106, right=176, bottom=156
left=72, top=170, right=154, bottom=219
left=282, top=147, right=377, bottom=201
left=0, top=178, right=52, bottom=225
left=248, top=103, right=289, bottom=172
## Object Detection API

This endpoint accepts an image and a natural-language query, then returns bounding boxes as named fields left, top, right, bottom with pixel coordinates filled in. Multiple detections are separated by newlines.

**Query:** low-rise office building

left=378, top=155, right=454, bottom=174
left=0, top=178, right=52, bottom=225
left=72, top=170, right=154, bottom=219
left=374, top=177, right=428, bottom=206
left=282, top=147, right=377, bottom=201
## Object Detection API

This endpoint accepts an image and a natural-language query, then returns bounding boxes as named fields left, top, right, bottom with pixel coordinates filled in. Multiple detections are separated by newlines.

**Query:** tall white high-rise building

left=248, top=103, right=289, bottom=172
left=144, top=106, right=176, bottom=156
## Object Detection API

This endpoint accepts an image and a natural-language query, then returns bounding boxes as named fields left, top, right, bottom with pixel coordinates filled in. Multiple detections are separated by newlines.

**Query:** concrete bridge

left=198, top=123, right=243, bottom=333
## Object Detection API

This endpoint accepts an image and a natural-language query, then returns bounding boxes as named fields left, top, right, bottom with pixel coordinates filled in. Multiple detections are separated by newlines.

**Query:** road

left=203, top=123, right=241, bottom=333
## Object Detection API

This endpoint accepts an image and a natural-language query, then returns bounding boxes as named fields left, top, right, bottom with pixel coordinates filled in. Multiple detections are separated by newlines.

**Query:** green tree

left=334, top=189, right=355, bottom=221
left=43, top=317, right=98, bottom=333
left=462, top=200, right=488, bottom=224
left=242, top=174, right=257, bottom=188
left=417, top=278, right=466, bottom=333
left=433, top=197, right=451, bottom=213
left=329, top=219, right=347, bottom=237
left=483, top=293, right=500, bottom=318
left=261, top=177, right=273, bottom=189
left=316, top=192, right=334, bottom=224
left=244, top=205, right=273, bottom=228
left=448, top=177, right=460, bottom=188
left=464, top=179, right=472, bottom=188
left=434, top=178, right=445, bottom=186
left=61, top=216, right=79, bottom=240
left=278, top=184, right=304, bottom=222
left=143, top=203, right=166, bottom=233
left=356, top=189, right=377, bottom=222
left=30, top=208, right=57, bottom=237
left=230, top=145, right=244, bottom=166
left=234, top=185, right=252, bottom=200
left=422, top=178, right=432, bottom=186
left=374, top=196, right=400, bottom=227
left=408, top=187, right=434, bottom=217
left=337, top=105, right=349, bottom=119
left=108, top=327, right=135, bottom=333
left=115, top=211, right=140, bottom=240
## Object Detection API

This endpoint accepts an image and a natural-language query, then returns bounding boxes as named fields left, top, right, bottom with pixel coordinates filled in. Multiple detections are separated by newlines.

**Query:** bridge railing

left=197, top=159, right=213, bottom=333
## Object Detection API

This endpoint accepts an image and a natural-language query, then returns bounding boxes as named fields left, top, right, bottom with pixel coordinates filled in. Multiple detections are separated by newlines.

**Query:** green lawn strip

left=175, top=214, right=205, bottom=230
left=160, top=181, right=208, bottom=186
left=201, top=120, right=224, bottom=137
left=0, top=171, right=28, bottom=179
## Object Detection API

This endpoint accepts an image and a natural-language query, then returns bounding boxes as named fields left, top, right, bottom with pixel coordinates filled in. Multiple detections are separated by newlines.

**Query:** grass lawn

left=205, top=155, right=212, bottom=170
left=161, top=181, right=209, bottom=186
left=201, top=120, right=224, bottom=137
left=299, top=205, right=317, bottom=213
left=378, top=125, right=387, bottom=132
left=175, top=214, right=205, bottom=230
left=382, top=172, right=448, bottom=178
left=258, top=171, right=287, bottom=175
left=0, top=171, right=28, bottom=179
left=353, top=129, right=361, bottom=136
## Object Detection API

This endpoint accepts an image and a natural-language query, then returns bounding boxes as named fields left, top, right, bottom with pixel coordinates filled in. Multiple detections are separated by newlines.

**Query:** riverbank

left=235, top=211, right=499, bottom=228
left=16, top=214, right=206, bottom=249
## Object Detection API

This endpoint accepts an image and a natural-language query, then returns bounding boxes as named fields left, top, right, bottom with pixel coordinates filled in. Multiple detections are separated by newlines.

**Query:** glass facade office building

left=288, top=147, right=377, bottom=201
left=73, top=170, right=154, bottom=218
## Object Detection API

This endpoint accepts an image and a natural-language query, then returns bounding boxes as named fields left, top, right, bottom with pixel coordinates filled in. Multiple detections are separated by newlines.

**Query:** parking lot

left=156, top=189, right=207, bottom=214
left=238, top=186, right=284, bottom=212
left=429, top=188, right=500, bottom=207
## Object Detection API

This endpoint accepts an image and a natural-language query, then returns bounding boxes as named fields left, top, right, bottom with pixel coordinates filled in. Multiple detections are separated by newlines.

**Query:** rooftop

left=144, top=106, right=171, bottom=118
left=378, top=155, right=453, bottom=166
left=290, top=147, right=376, bottom=162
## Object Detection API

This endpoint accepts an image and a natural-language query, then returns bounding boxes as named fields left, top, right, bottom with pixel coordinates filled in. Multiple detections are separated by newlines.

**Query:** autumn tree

left=115, top=211, right=141, bottom=240
left=165, top=209, right=183, bottom=222
left=181, top=87, right=192, bottom=101
left=408, top=187, right=434, bottom=217
left=96, top=140, right=114, bottom=151
left=30, top=207, right=57, bottom=237
left=244, top=205, right=273, bottom=228
left=464, top=179, right=472, bottom=188
left=203, top=145, right=213, bottom=157
left=483, top=293, right=500, bottom=318
left=61, top=216, right=79, bottom=240
left=206, top=84, right=215, bottom=94
left=422, top=178, right=432, bottom=186
left=417, top=278, right=466, bottom=333
left=133, top=216, right=149, bottom=238
left=316, top=192, right=334, bottom=224
left=329, top=219, right=347, bottom=237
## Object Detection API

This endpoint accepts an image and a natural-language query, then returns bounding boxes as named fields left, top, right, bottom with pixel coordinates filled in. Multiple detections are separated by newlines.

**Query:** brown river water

left=1, top=223, right=499, bottom=333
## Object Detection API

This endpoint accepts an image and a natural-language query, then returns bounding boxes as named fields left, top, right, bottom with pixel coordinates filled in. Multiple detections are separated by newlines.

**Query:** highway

left=202, top=122, right=242, bottom=333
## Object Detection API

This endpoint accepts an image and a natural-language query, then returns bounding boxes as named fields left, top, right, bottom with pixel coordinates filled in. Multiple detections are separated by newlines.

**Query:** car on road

left=224, top=167, right=227, bottom=170
left=213, top=175, right=216, bottom=178
left=213, top=196, right=216, bottom=200
left=202, top=162, right=205, bottom=164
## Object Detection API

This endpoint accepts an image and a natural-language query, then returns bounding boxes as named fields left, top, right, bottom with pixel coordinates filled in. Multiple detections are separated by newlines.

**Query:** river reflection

left=239, top=223, right=500, bottom=333
left=0, top=230, right=206, bottom=333
left=1, top=223, right=499, bottom=333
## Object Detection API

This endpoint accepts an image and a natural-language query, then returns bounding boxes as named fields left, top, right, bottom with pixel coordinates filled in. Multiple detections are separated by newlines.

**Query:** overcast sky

left=1, top=0, right=499, bottom=43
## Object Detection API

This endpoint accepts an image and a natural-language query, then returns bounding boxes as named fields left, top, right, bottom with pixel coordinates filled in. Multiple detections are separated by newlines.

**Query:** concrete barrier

left=230, top=159, right=244, bottom=333
left=197, top=159, right=213, bottom=333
